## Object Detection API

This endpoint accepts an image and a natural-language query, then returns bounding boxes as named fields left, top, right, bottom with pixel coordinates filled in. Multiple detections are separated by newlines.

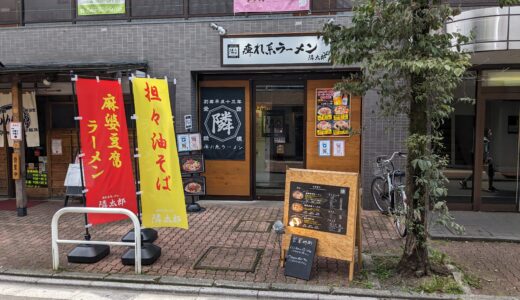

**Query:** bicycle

left=371, top=151, right=408, bottom=237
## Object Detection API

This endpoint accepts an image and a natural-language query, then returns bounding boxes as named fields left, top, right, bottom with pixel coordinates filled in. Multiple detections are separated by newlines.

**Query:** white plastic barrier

left=51, top=207, right=141, bottom=274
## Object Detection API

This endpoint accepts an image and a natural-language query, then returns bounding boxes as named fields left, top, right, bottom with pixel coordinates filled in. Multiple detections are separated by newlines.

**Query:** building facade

left=0, top=1, right=518, bottom=211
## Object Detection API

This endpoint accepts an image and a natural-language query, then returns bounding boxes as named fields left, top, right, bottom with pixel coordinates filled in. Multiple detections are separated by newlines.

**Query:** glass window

left=0, top=0, right=19, bottom=25
left=480, top=101, right=520, bottom=208
left=131, top=0, right=183, bottom=17
left=336, top=0, right=354, bottom=9
left=24, top=0, right=72, bottom=23
left=189, top=0, right=232, bottom=15
left=255, top=83, right=305, bottom=197
left=442, top=73, right=476, bottom=205
left=312, top=0, right=353, bottom=11
left=448, top=0, right=500, bottom=6
left=51, top=103, right=75, bottom=129
left=482, top=70, right=520, bottom=87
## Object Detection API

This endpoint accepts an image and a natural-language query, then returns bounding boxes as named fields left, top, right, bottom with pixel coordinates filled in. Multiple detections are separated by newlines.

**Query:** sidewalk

left=0, top=199, right=518, bottom=297
left=429, top=211, right=520, bottom=242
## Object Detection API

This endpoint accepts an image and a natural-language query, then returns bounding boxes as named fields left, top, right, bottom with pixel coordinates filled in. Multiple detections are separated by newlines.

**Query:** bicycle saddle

left=393, top=170, right=405, bottom=177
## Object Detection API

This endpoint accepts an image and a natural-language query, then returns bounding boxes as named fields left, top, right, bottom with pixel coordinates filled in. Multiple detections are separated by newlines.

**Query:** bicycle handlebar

left=376, top=151, right=407, bottom=163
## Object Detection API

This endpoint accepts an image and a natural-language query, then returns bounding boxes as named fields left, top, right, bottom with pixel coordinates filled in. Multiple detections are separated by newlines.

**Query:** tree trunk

left=397, top=89, right=430, bottom=277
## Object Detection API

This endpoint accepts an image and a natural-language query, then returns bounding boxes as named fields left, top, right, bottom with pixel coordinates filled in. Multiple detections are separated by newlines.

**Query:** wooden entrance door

left=199, top=81, right=251, bottom=197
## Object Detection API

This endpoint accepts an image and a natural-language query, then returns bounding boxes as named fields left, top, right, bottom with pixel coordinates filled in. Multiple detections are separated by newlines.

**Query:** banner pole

left=70, top=72, right=91, bottom=241
left=121, top=73, right=158, bottom=246
left=67, top=74, right=118, bottom=264
left=128, top=75, right=143, bottom=223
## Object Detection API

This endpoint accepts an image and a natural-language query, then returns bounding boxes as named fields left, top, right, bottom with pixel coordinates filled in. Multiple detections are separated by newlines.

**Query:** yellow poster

left=132, top=78, right=188, bottom=229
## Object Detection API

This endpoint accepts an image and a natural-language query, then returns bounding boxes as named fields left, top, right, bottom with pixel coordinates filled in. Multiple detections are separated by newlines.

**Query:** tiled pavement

left=0, top=200, right=518, bottom=296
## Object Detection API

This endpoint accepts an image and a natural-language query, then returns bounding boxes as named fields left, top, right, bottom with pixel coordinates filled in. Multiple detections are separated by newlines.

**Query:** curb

left=429, top=233, right=520, bottom=244
left=0, top=269, right=518, bottom=300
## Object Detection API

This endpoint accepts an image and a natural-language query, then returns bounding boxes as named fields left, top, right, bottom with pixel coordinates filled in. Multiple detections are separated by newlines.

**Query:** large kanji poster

left=76, top=78, right=138, bottom=225
left=201, top=87, right=245, bottom=160
left=132, top=78, right=188, bottom=229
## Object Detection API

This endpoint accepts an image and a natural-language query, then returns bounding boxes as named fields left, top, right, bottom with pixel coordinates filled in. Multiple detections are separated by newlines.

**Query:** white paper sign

left=333, top=140, right=345, bottom=157
left=64, top=163, right=83, bottom=187
left=223, top=35, right=330, bottom=66
left=9, top=122, right=22, bottom=141
left=184, top=115, right=193, bottom=130
left=318, top=140, right=331, bottom=157
left=177, top=134, right=190, bottom=152
left=0, top=92, right=40, bottom=147
left=51, top=139, right=63, bottom=155
left=189, top=133, right=202, bottom=151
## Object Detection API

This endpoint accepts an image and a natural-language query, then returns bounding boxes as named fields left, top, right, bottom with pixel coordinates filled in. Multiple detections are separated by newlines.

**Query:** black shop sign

left=201, top=87, right=245, bottom=160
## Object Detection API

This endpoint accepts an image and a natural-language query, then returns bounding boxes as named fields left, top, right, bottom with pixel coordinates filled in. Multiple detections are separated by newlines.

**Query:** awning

left=0, top=62, right=148, bottom=83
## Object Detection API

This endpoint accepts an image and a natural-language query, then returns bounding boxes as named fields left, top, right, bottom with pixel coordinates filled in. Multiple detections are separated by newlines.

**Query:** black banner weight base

left=186, top=194, right=205, bottom=213
left=17, top=207, right=27, bottom=217
left=67, top=244, right=110, bottom=264
left=187, top=202, right=206, bottom=213
left=121, top=243, right=161, bottom=265
left=121, top=228, right=158, bottom=244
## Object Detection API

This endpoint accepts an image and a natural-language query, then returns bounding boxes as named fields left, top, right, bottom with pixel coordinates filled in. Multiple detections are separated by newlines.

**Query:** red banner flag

left=76, top=78, right=138, bottom=225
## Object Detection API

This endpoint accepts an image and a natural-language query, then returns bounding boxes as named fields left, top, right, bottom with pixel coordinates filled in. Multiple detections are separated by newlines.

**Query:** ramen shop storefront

left=197, top=34, right=361, bottom=200
left=0, top=63, right=147, bottom=199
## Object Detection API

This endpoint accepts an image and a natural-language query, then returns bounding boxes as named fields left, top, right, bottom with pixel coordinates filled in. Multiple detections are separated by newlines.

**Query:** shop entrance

left=198, top=75, right=361, bottom=200
left=476, top=99, right=520, bottom=211
left=443, top=72, right=520, bottom=212
left=253, top=82, right=305, bottom=199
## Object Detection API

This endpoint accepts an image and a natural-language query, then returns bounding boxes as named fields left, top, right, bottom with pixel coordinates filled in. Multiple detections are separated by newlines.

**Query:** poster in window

left=177, top=134, right=190, bottom=152
left=316, top=89, right=351, bottom=137
left=26, top=169, right=48, bottom=188
left=183, top=176, right=206, bottom=196
left=201, top=87, right=245, bottom=160
left=263, top=110, right=284, bottom=137
left=189, top=133, right=202, bottom=151
left=51, top=139, right=63, bottom=155
left=77, top=0, right=125, bottom=16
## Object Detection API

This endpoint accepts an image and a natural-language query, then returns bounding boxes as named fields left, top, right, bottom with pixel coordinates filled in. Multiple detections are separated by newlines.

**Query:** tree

left=322, top=0, right=519, bottom=276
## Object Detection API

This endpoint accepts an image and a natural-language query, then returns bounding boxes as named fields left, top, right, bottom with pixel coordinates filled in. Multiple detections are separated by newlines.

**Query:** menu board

left=288, top=182, right=349, bottom=234
left=315, top=88, right=351, bottom=136
left=183, top=176, right=206, bottom=195
left=284, top=235, right=317, bottom=281
left=26, top=169, right=48, bottom=188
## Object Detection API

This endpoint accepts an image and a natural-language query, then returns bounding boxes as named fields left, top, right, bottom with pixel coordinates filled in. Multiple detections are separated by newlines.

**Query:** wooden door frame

left=474, top=84, right=520, bottom=212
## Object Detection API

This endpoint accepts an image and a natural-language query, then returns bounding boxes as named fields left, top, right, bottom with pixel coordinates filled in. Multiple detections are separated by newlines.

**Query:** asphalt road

left=0, top=281, right=244, bottom=300
left=0, top=280, right=377, bottom=300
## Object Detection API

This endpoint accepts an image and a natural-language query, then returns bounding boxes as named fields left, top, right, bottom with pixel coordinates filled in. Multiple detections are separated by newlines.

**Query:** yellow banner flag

left=132, top=78, right=188, bottom=229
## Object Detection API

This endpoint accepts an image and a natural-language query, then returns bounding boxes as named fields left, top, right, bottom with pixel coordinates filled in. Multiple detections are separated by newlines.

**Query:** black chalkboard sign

left=288, top=182, right=349, bottom=234
left=284, top=235, right=317, bottom=280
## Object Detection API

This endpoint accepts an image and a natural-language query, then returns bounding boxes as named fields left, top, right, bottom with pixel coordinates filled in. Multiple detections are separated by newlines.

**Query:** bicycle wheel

left=393, top=189, right=408, bottom=237
left=371, top=177, right=390, bottom=213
